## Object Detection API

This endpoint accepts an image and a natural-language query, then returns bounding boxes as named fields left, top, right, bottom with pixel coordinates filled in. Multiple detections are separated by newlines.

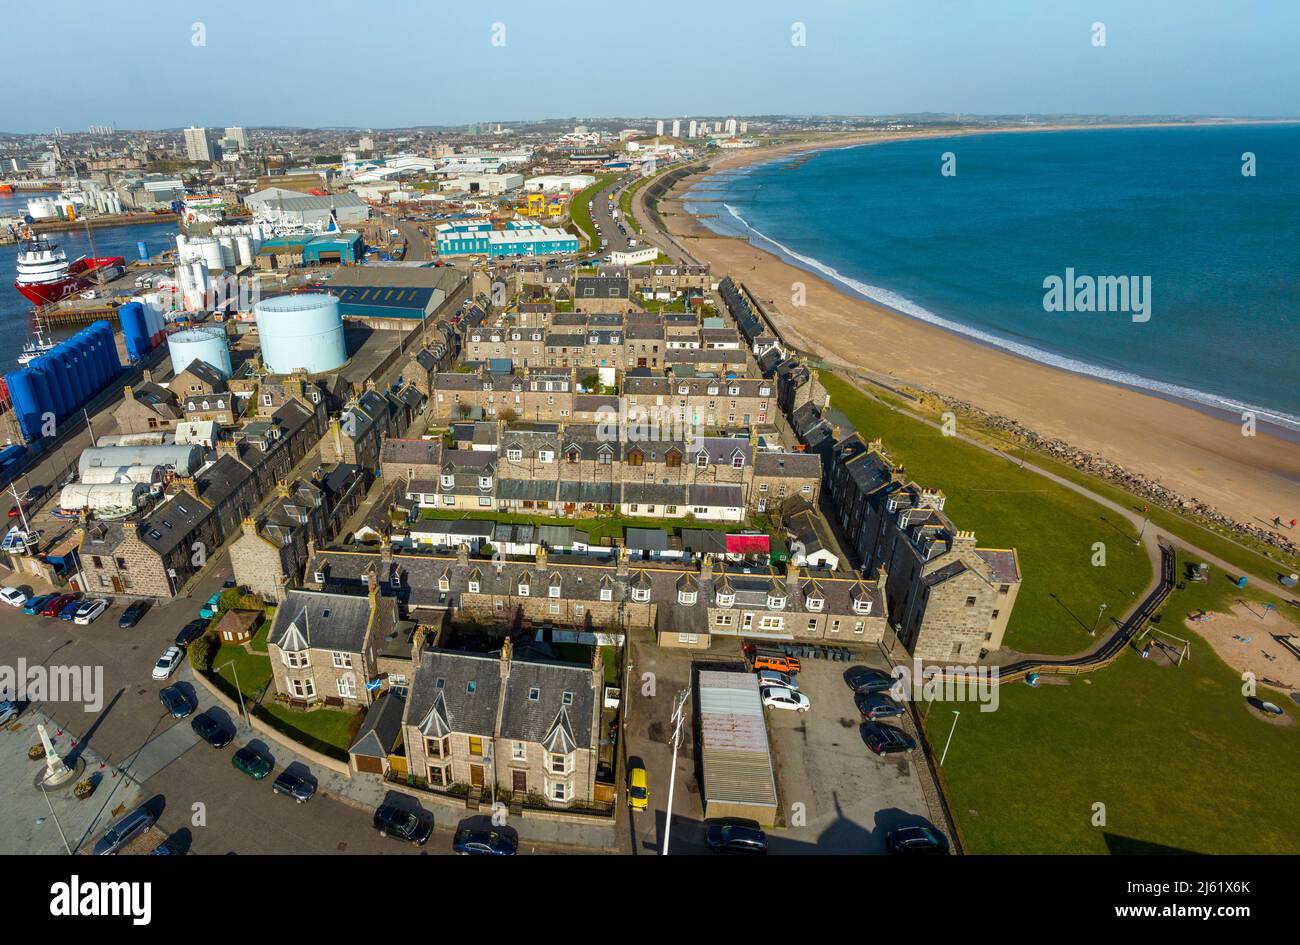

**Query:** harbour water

left=685, top=123, right=1300, bottom=428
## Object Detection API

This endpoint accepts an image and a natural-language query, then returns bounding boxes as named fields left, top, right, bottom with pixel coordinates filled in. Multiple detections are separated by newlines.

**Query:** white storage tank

left=59, top=481, right=147, bottom=518
left=217, top=236, right=236, bottom=267
left=79, top=443, right=203, bottom=478
left=168, top=325, right=232, bottom=377
left=235, top=235, right=254, bottom=267
left=254, top=293, right=347, bottom=375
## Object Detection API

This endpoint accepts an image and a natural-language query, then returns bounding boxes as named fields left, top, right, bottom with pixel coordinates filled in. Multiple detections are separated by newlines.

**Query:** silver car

left=93, top=807, right=155, bottom=855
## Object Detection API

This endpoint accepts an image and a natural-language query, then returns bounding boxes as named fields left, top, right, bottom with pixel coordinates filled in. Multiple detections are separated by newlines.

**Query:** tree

left=188, top=634, right=215, bottom=672
left=581, top=373, right=601, bottom=392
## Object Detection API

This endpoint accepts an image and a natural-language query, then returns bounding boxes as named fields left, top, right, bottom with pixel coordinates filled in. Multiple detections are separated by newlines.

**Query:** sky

left=1, top=0, right=1297, bottom=132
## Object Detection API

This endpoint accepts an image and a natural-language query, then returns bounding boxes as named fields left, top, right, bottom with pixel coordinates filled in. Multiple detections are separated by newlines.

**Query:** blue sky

left=1, top=0, right=1297, bottom=131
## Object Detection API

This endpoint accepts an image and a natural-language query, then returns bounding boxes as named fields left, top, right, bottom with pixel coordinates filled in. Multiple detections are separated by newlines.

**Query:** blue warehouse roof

left=327, top=285, right=435, bottom=318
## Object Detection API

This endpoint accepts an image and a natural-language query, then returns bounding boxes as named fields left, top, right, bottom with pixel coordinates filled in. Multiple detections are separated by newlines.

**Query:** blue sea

left=685, top=124, right=1300, bottom=429
left=0, top=191, right=177, bottom=370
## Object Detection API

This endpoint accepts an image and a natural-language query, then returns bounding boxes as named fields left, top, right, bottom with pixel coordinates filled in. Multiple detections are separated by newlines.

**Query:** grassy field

left=925, top=552, right=1300, bottom=853
left=569, top=174, right=618, bottom=248
left=256, top=703, right=363, bottom=760
left=417, top=507, right=767, bottom=545
left=821, top=372, right=1151, bottom=655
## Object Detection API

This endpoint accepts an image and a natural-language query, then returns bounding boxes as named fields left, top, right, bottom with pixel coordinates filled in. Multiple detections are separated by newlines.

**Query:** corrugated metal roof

left=698, top=671, right=778, bottom=810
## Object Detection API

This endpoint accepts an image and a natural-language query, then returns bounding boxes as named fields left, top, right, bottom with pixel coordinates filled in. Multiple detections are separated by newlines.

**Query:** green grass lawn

left=925, top=552, right=1300, bottom=853
left=208, top=643, right=273, bottom=704
left=257, top=703, right=363, bottom=760
left=417, top=507, right=757, bottom=545
left=821, top=372, right=1151, bottom=655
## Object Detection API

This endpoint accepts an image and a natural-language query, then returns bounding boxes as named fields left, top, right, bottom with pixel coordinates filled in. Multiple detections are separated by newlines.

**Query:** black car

left=174, top=619, right=206, bottom=647
left=159, top=686, right=194, bottom=719
left=855, top=691, right=905, bottom=720
left=272, top=771, right=316, bottom=804
left=886, top=825, right=950, bottom=855
left=452, top=827, right=517, bottom=855
left=847, top=667, right=897, bottom=694
left=118, top=600, right=150, bottom=629
left=373, top=804, right=433, bottom=845
left=190, top=712, right=232, bottom=748
left=704, top=822, right=769, bottom=855
left=863, top=722, right=917, bottom=755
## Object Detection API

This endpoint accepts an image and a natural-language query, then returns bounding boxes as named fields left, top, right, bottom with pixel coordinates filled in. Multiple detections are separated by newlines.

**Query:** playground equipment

left=1138, top=625, right=1191, bottom=666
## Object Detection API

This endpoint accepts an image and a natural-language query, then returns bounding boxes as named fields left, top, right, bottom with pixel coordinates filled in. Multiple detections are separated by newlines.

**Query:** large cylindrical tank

left=4, top=370, right=43, bottom=441
left=38, top=350, right=71, bottom=419
left=26, top=365, right=56, bottom=434
left=58, top=481, right=147, bottom=517
left=137, top=241, right=149, bottom=262
left=189, top=260, right=209, bottom=309
left=254, top=293, right=347, bottom=375
left=217, top=236, right=236, bottom=268
left=197, top=238, right=225, bottom=272
left=71, top=337, right=101, bottom=396
left=235, top=235, right=254, bottom=267
left=118, top=301, right=150, bottom=361
left=168, top=326, right=232, bottom=377
left=89, top=322, right=119, bottom=384
left=79, top=444, right=202, bottom=478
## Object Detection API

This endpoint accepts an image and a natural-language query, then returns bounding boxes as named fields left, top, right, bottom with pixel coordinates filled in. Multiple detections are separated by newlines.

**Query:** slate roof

left=269, top=588, right=374, bottom=654
left=498, top=657, right=596, bottom=749
left=407, top=649, right=503, bottom=738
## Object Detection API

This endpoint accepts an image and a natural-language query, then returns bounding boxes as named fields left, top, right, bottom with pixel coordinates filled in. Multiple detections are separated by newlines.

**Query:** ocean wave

left=719, top=201, right=1300, bottom=432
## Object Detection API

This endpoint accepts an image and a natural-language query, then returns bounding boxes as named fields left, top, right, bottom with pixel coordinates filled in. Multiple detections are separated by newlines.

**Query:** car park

left=627, top=765, right=649, bottom=811
left=159, top=686, right=193, bottom=719
left=151, top=645, right=184, bottom=680
left=704, top=821, right=769, bottom=854
left=757, top=670, right=799, bottom=692
left=855, top=691, right=905, bottom=720
left=846, top=667, right=898, bottom=694
left=175, top=618, right=206, bottom=646
left=190, top=712, right=233, bottom=748
left=886, top=825, right=949, bottom=855
left=0, top=586, right=27, bottom=607
left=118, top=600, right=149, bottom=628
left=373, top=804, right=433, bottom=845
left=73, top=598, right=108, bottom=625
left=760, top=685, right=811, bottom=712
left=862, top=722, right=917, bottom=755
left=452, top=827, right=518, bottom=855
left=92, top=806, right=156, bottom=855
left=232, top=746, right=273, bottom=780
left=272, top=771, right=316, bottom=803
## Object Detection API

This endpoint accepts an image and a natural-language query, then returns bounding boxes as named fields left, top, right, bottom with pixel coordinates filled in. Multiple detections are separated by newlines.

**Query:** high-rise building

left=714, top=121, right=722, bottom=134
left=688, top=120, right=697, bottom=138
left=725, top=118, right=737, bottom=136
left=223, top=127, right=247, bottom=151
left=739, top=121, right=748, bottom=134
left=184, top=126, right=216, bottom=162
left=656, top=120, right=664, bottom=136
left=671, top=119, right=681, bottom=138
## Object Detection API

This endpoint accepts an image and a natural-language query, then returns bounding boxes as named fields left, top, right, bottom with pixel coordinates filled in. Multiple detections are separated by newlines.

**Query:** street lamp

left=38, top=782, right=72, bottom=855
left=215, top=660, right=251, bottom=729
left=939, top=710, right=960, bottom=767
left=661, top=688, right=690, bottom=856
left=1091, top=602, right=1108, bottom=637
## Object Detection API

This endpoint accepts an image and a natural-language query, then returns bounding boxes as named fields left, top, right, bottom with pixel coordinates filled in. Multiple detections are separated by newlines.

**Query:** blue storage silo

left=27, top=364, right=56, bottom=437
left=5, top=370, right=42, bottom=441
left=87, top=322, right=116, bottom=384
left=137, top=241, right=149, bottom=261
left=78, top=336, right=104, bottom=393
left=253, top=293, right=347, bottom=375
left=103, top=321, right=124, bottom=377
left=64, top=342, right=90, bottom=410
left=118, top=302, right=150, bottom=361
left=43, top=348, right=74, bottom=419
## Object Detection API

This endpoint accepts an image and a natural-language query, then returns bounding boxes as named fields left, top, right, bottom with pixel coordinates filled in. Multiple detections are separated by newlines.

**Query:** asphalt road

left=587, top=174, right=637, bottom=256
left=397, top=221, right=432, bottom=261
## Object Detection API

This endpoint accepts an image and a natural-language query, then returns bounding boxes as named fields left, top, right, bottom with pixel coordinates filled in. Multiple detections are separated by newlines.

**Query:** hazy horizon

left=1, top=0, right=1296, bottom=133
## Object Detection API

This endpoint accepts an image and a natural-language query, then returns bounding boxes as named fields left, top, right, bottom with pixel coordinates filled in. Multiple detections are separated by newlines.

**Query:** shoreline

left=655, top=122, right=1300, bottom=530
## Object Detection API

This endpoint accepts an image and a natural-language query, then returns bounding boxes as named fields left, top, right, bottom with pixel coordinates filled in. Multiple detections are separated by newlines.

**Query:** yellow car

left=628, top=766, right=649, bottom=812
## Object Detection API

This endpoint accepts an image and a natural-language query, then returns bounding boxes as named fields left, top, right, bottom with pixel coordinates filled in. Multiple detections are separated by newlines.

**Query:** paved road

left=588, top=174, right=637, bottom=256
left=397, top=221, right=432, bottom=261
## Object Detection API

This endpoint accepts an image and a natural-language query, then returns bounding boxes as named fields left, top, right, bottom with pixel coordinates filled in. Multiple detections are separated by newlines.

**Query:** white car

left=757, top=670, right=799, bottom=692
left=760, top=686, right=811, bottom=712
left=151, top=646, right=184, bottom=681
left=0, top=586, right=27, bottom=608
left=73, top=599, right=109, bottom=625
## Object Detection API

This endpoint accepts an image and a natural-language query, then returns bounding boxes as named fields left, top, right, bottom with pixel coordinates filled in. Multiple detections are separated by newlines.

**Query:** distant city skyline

left=1, top=0, right=1297, bottom=132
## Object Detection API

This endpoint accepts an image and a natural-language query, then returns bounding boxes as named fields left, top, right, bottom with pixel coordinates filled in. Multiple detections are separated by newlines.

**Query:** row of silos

left=168, top=324, right=232, bottom=377
left=118, top=300, right=166, bottom=362
left=3, top=321, right=122, bottom=442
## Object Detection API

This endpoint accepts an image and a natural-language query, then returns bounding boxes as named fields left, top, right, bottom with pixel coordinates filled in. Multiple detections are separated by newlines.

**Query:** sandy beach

left=654, top=124, right=1300, bottom=533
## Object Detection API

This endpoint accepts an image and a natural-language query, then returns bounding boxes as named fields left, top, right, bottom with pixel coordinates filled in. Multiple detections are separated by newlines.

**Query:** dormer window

left=677, top=385, right=689, bottom=395
left=696, top=452, right=708, bottom=468
left=538, top=450, right=554, bottom=463
left=767, top=594, right=786, bottom=610
left=548, top=584, right=561, bottom=598
left=728, top=386, right=740, bottom=396
left=468, top=579, right=480, bottom=593
left=441, top=474, right=455, bottom=489
left=479, top=475, right=492, bottom=489
left=806, top=596, right=825, bottom=612
left=438, top=576, right=450, bottom=592
left=632, top=587, right=650, bottom=603
left=507, top=448, right=522, bottom=461
left=518, top=582, right=530, bottom=596
left=678, top=589, right=697, bottom=605
left=853, top=598, right=872, bottom=615
left=731, top=454, right=745, bottom=469
left=716, top=592, right=735, bottom=607
left=599, top=587, right=612, bottom=601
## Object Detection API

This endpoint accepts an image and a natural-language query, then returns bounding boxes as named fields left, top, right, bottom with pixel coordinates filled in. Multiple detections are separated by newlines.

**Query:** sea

left=0, top=191, right=178, bottom=373
left=684, top=123, right=1300, bottom=430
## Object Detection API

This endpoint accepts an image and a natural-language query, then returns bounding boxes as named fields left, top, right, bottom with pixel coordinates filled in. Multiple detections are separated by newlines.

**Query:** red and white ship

left=13, top=236, right=125, bottom=306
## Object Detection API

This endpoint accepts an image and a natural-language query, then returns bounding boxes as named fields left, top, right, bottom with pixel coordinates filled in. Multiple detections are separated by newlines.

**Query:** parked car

left=174, top=619, right=206, bottom=647
left=372, top=804, right=433, bottom=845
left=847, top=667, right=898, bottom=694
left=151, top=645, right=184, bottom=681
left=272, top=771, right=316, bottom=803
left=0, top=700, right=18, bottom=725
left=760, top=686, right=811, bottom=712
left=452, top=827, right=518, bottom=855
left=198, top=593, right=222, bottom=620
left=752, top=654, right=800, bottom=674
left=704, top=821, right=769, bottom=854
left=21, top=593, right=55, bottom=615
left=159, top=686, right=193, bottom=719
left=231, top=746, right=273, bottom=780
left=757, top=669, right=799, bottom=692
left=627, top=765, right=649, bottom=811
left=73, top=598, right=108, bottom=625
left=41, top=593, right=78, bottom=617
left=863, top=722, right=917, bottom=755
left=190, top=712, right=232, bottom=749
left=92, top=806, right=156, bottom=855
left=0, top=586, right=27, bottom=607
left=57, top=597, right=85, bottom=621
left=886, top=825, right=950, bottom=855
left=855, top=691, right=905, bottom=720
left=118, top=600, right=149, bottom=628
